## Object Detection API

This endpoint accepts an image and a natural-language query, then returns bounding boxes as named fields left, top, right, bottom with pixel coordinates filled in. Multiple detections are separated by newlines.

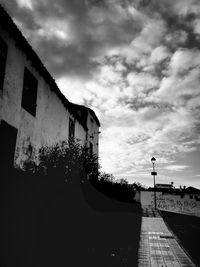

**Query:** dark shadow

left=81, top=180, right=142, bottom=266
left=1, top=168, right=142, bottom=267
left=161, top=211, right=200, bottom=266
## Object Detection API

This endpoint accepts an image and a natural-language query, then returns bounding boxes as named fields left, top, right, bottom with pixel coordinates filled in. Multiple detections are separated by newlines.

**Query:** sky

left=1, top=0, right=200, bottom=188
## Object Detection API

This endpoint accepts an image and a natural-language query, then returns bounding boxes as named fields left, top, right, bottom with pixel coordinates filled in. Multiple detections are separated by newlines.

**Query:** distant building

left=184, top=186, right=200, bottom=194
left=155, top=183, right=173, bottom=190
left=182, top=186, right=200, bottom=200
left=155, top=183, right=174, bottom=192
left=0, top=4, right=100, bottom=169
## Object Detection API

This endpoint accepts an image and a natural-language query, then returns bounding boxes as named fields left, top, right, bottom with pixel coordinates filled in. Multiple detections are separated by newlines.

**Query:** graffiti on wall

left=140, top=191, right=200, bottom=217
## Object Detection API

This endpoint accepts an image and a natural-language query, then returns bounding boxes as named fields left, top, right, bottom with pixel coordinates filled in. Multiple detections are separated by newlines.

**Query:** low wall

left=140, top=191, right=200, bottom=217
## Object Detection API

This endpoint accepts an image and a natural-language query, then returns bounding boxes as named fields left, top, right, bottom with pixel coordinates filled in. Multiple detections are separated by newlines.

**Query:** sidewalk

left=138, top=206, right=196, bottom=267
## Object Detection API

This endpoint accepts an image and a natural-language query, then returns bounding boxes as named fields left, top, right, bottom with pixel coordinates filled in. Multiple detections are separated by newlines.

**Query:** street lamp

left=151, top=157, right=157, bottom=209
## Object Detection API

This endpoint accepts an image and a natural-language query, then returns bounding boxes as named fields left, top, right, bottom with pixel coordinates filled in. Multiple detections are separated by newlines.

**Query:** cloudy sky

left=2, top=0, right=200, bottom=188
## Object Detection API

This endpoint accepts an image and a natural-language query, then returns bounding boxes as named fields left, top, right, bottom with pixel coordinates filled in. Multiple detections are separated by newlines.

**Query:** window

left=0, top=120, right=18, bottom=169
left=21, top=67, right=38, bottom=116
left=0, top=36, right=8, bottom=91
left=89, top=141, right=93, bottom=157
left=68, top=118, right=75, bottom=140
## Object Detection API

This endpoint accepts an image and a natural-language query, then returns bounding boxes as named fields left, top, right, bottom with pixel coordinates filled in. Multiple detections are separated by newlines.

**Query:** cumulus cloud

left=1, top=0, right=144, bottom=79
left=193, top=19, right=200, bottom=36
left=127, top=72, right=159, bottom=92
left=168, top=48, right=200, bottom=74
left=149, top=46, right=170, bottom=64
left=164, top=165, right=189, bottom=171
left=16, top=0, right=33, bottom=10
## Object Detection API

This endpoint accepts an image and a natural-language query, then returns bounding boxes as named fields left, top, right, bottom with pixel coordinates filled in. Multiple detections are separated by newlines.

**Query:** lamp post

left=151, top=157, right=157, bottom=209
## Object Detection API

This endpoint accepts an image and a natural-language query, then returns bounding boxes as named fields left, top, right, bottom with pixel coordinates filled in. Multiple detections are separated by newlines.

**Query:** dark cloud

left=123, top=98, right=174, bottom=114
left=2, top=0, right=199, bottom=80
left=0, top=0, right=142, bottom=80
left=135, top=0, right=200, bottom=50
left=1, top=0, right=37, bottom=30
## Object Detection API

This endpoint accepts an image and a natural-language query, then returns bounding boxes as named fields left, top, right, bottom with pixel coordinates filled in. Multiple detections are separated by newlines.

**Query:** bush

left=22, top=139, right=145, bottom=204
left=23, top=139, right=99, bottom=183
left=91, top=172, right=137, bottom=203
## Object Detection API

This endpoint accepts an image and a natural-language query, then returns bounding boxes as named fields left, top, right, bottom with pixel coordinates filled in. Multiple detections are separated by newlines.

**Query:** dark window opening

left=21, top=67, right=38, bottom=117
left=0, top=120, right=18, bottom=170
left=0, top=36, right=8, bottom=91
left=68, top=118, right=75, bottom=140
left=89, top=141, right=93, bottom=157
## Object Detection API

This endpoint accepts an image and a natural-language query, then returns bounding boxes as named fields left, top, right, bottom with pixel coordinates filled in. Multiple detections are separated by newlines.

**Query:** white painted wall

left=140, top=191, right=200, bottom=217
left=74, top=118, right=87, bottom=147
left=87, top=110, right=99, bottom=156
left=134, top=191, right=141, bottom=202
left=0, top=24, right=87, bottom=167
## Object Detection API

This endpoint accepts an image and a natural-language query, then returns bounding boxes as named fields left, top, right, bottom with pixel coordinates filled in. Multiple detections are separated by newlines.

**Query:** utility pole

left=151, top=157, right=157, bottom=210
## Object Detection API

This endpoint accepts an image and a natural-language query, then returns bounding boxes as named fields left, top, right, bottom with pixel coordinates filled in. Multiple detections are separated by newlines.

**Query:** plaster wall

left=134, top=191, right=141, bottom=203
left=140, top=191, right=200, bottom=217
left=0, top=25, right=86, bottom=167
left=87, top=111, right=99, bottom=156
left=74, top=119, right=87, bottom=146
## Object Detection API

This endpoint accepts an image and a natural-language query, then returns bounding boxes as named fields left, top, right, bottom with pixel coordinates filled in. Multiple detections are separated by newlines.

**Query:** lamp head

left=151, top=157, right=156, bottom=164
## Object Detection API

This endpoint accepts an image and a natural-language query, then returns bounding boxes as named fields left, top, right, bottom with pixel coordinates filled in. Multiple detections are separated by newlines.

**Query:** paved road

left=138, top=206, right=196, bottom=267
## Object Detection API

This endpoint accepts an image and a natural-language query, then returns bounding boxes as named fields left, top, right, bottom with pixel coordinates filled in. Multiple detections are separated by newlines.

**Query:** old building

left=0, top=5, right=100, bottom=169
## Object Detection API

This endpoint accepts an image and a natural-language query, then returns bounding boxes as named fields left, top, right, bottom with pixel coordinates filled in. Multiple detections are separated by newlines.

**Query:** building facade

left=0, top=5, right=100, bottom=169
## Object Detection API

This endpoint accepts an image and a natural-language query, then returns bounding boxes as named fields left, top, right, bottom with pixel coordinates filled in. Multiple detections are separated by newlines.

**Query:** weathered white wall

left=74, top=118, right=87, bottom=146
left=134, top=191, right=141, bottom=203
left=0, top=25, right=87, bottom=167
left=140, top=191, right=200, bottom=217
left=87, top=110, right=99, bottom=156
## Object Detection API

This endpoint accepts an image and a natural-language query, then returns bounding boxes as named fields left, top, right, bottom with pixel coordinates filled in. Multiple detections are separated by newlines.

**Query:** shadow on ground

left=1, top=169, right=142, bottom=267
left=161, top=211, right=200, bottom=266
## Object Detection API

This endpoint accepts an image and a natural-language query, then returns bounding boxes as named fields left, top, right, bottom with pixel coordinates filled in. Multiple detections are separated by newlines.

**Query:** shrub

left=23, top=139, right=100, bottom=183
left=91, top=172, right=136, bottom=203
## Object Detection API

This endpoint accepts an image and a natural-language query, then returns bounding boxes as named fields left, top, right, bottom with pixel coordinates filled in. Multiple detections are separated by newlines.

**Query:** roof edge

left=0, top=4, right=92, bottom=131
